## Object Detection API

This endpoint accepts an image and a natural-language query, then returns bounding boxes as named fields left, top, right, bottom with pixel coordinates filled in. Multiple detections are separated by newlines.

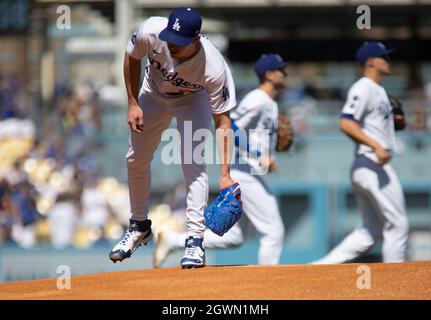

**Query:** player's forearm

left=213, top=111, right=233, bottom=178
left=339, top=118, right=381, bottom=150
left=124, top=52, right=141, bottom=107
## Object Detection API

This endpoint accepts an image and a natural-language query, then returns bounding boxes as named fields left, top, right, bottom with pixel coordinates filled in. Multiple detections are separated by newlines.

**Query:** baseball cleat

left=153, top=231, right=172, bottom=268
left=109, top=219, right=152, bottom=263
left=180, top=236, right=205, bottom=269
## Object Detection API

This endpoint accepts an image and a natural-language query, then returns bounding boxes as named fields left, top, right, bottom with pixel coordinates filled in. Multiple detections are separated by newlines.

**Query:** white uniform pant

left=314, top=155, right=409, bottom=264
left=128, top=92, right=211, bottom=237
left=169, top=168, right=285, bottom=265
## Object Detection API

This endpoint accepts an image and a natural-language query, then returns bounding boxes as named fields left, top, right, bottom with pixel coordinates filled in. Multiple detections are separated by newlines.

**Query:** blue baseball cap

left=159, top=7, right=202, bottom=46
left=356, top=41, right=394, bottom=64
left=254, top=54, right=289, bottom=77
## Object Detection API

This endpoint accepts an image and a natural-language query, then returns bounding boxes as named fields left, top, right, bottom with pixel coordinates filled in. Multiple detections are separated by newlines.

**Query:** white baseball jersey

left=341, top=76, right=397, bottom=160
left=126, top=16, right=236, bottom=114
left=231, top=88, right=278, bottom=175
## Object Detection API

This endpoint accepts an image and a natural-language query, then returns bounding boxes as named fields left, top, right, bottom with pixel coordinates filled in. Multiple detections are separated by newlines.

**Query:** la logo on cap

left=172, top=18, right=181, bottom=31
left=159, top=7, right=202, bottom=46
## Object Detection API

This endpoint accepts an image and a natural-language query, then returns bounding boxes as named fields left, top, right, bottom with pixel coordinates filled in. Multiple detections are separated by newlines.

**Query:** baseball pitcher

left=109, top=7, right=238, bottom=269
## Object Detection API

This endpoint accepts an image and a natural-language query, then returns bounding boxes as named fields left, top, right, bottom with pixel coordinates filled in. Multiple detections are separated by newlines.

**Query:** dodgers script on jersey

left=231, top=88, right=278, bottom=175
left=126, top=16, right=236, bottom=114
left=341, top=76, right=397, bottom=159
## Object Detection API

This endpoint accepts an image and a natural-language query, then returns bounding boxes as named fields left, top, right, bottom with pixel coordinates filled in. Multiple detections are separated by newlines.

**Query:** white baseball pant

left=313, top=154, right=409, bottom=264
left=127, top=92, right=211, bottom=237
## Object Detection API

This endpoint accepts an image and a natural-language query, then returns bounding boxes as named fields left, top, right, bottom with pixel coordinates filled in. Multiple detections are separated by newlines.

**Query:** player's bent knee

left=355, top=228, right=376, bottom=250
left=393, top=220, right=409, bottom=239
left=230, top=236, right=244, bottom=247
left=263, top=227, right=285, bottom=246
left=365, top=236, right=377, bottom=251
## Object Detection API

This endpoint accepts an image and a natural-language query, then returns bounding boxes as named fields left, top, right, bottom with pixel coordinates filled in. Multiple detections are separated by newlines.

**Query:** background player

left=154, top=54, right=289, bottom=267
left=312, top=42, right=409, bottom=264
left=109, top=7, right=238, bottom=269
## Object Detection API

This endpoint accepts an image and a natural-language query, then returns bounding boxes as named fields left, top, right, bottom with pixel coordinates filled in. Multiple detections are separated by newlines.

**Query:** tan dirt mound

left=1, top=262, right=430, bottom=300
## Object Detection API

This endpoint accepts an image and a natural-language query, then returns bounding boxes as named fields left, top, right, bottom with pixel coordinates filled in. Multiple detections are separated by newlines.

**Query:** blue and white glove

left=204, top=183, right=243, bottom=237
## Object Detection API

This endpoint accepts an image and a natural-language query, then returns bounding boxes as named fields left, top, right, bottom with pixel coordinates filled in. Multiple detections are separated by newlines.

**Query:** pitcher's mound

left=1, top=262, right=430, bottom=300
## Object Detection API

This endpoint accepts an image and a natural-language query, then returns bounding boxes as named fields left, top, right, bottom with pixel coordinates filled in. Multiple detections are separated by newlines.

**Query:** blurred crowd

left=404, top=83, right=431, bottom=151
left=0, top=74, right=130, bottom=249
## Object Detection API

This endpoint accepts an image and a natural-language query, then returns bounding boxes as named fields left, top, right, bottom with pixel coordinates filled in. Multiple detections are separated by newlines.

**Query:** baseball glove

left=276, top=114, right=294, bottom=152
left=388, top=95, right=406, bottom=131
left=204, top=183, right=242, bottom=237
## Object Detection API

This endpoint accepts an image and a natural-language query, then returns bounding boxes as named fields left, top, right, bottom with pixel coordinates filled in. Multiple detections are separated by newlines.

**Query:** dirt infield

left=1, top=261, right=430, bottom=300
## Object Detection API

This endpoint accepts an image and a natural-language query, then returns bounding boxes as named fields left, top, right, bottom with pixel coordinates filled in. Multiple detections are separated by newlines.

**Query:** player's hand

left=260, top=156, right=277, bottom=172
left=128, top=104, right=144, bottom=133
left=269, top=160, right=277, bottom=172
left=219, top=175, right=236, bottom=190
left=374, top=145, right=391, bottom=166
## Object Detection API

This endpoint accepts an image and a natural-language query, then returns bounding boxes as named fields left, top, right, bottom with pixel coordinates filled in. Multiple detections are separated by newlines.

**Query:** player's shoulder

left=200, top=36, right=229, bottom=78
left=243, top=88, right=269, bottom=101
left=348, top=77, right=374, bottom=95
left=136, top=16, right=167, bottom=35
left=350, top=76, right=372, bottom=90
left=238, top=89, right=268, bottom=109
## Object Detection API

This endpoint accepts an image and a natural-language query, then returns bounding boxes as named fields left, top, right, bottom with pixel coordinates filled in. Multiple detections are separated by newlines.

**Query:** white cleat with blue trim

left=180, top=236, right=205, bottom=269
left=109, top=219, right=152, bottom=263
